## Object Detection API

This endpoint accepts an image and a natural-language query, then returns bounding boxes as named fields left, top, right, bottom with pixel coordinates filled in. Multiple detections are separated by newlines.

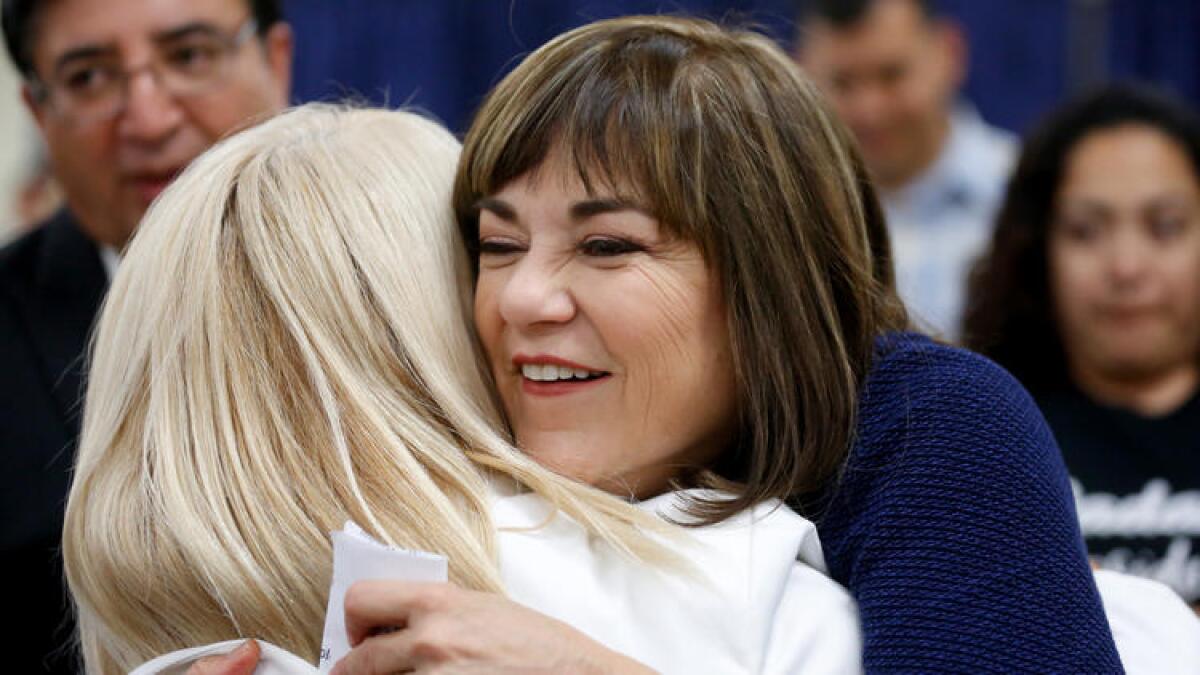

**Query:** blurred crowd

left=795, top=0, right=1200, bottom=614
left=1, top=0, right=1198, bottom=673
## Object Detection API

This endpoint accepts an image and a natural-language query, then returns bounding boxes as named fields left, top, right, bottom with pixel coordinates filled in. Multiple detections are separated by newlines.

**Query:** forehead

left=805, top=0, right=931, bottom=68
left=492, top=143, right=645, bottom=202
left=32, top=0, right=246, bottom=64
left=1061, top=125, right=1200, bottom=199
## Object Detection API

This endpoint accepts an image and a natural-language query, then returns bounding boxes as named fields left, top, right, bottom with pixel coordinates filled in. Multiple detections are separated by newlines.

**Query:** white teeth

left=521, top=364, right=602, bottom=382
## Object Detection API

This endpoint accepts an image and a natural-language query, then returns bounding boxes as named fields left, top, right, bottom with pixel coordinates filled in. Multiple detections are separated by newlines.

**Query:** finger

left=343, top=580, right=451, bottom=647
left=330, top=631, right=419, bottom=675
left=187, top=639, right=261, bottom=675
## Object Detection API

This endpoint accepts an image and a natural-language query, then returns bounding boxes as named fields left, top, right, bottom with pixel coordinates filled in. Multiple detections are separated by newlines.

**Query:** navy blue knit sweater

left=816, top=333, right=1123, bottom=673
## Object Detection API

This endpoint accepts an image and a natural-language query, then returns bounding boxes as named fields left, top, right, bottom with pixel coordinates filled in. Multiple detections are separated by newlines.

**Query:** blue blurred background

left=283, top=0, right=1200, bottom=136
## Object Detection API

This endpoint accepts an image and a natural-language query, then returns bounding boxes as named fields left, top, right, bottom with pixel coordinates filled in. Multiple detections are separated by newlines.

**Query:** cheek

left=615, top=265, right=708, bottom=357
left=46, top=125, right=106, bottom=178
left=472, top=276, right=504, bottom=365
left=1162, top=245, right=1200, bottom=317
left=606, top=264, right=732, bottom=414
left=1050, top=245, right=1097, bottom=318
left=192, top=77, right=280, bottom=140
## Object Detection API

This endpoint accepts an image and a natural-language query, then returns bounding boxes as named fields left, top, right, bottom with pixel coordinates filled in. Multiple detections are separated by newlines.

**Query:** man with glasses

left=0, top=0, right=291, bottom=671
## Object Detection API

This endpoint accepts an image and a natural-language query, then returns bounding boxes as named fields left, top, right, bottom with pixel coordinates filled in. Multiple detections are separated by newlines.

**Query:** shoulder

left=817, top=333, right=1122, bottom=670
left=860, top=332, right=1051, bottom=452
left=0, top=211, right=87, bottom=293
left=848, top=332, right=1066, bottom=523
left=645, top=491, right=828, bottom=570
left=0, top=220, right=52, bottom=290
left=0, top=223, right=54, bottom=341
left=765, top=561, right=862, bottom=675
left=867, top=331, right=1035, bottom=399
left=952, top=105, right=1018, bottom=170
left=696, top=499, right=862, bottom=674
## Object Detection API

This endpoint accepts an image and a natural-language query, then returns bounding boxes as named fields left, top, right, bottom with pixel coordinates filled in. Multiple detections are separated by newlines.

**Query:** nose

left=1106, top=231, right=1152, bottom=289
left=496, top=253, right=577, bottom=329
left=842, top=82, right=890, bottom=133
left=116, top=69, right=184, bottom=144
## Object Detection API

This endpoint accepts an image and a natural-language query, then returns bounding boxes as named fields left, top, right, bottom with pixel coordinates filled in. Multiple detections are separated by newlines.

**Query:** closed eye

left=477, top=237, right=525, bottom=255
left=579, top=236, right=644, bottom=257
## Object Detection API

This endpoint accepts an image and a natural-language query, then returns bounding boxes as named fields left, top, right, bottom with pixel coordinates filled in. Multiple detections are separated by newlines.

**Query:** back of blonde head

left=65, top=104, right=667, bottom=674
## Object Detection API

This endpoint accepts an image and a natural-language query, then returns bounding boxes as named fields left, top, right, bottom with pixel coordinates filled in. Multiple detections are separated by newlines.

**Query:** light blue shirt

left=882, top=105, right=1017, bottom=341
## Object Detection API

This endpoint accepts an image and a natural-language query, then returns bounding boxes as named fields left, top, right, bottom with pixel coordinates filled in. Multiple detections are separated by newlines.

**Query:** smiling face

left=472, top=159, right=738, bottom=498
left=1050, top=124, right=1200, bottom=392
left=24, top=0, right=292, bottom=248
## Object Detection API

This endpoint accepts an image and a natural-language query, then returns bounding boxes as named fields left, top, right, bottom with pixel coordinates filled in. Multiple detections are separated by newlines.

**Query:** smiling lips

left=513, top=355, right=610, bottom=396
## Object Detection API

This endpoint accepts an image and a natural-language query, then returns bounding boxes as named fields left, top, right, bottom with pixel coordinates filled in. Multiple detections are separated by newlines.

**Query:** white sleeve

left=129, top=639, right=317, bottom=675
left=762, top=563, right=863, bottom=675
left=1093, top=569, right=1200, bottom=674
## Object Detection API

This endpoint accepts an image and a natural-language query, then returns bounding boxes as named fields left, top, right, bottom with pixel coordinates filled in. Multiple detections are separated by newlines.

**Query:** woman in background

left=966, top=84, right=1200, bottom=612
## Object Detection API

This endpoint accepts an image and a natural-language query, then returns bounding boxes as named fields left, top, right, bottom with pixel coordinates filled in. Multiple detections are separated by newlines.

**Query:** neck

left=1070, top=361, right=1199, bottom=417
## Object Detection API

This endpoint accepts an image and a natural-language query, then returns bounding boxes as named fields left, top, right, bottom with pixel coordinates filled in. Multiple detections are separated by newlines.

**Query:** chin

left=1095, top=350, right=1187, bottom=383
left=517, top=440, right=594, bottom=482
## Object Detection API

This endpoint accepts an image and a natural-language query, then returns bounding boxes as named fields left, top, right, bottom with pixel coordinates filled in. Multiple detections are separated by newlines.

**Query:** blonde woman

left=65, top=104, right=861, bottom=675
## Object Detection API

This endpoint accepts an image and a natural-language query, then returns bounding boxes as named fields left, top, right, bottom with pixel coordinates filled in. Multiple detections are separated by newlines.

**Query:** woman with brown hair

left=325, top=15, right=1122, bottom=674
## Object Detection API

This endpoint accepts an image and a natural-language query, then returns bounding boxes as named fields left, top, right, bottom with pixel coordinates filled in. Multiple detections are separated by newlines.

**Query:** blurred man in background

left=0, top=0, right=291, bottom=670
left=795, top=0, right=1016, bottom=339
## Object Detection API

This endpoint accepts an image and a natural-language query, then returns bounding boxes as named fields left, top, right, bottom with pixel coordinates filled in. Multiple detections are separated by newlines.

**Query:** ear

left=936, top=19, right=968, bottom=91
left=262, top=22, right=294, bottom=106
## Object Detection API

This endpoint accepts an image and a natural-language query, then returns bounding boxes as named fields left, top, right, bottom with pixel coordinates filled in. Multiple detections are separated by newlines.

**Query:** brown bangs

left=454, top=18, right=733, bottom=261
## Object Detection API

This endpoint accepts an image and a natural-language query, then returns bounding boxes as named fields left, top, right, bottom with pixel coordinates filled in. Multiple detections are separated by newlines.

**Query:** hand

left=185, top=639, right=261, bottom=675
left=330, top=581, right=656, bottom=674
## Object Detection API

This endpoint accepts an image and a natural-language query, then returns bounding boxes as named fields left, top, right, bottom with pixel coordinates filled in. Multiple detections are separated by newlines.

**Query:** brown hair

left=454, top=15, right=908, bottom=523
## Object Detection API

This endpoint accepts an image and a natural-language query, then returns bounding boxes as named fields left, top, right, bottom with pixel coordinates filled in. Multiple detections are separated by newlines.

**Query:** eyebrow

left=475, top=197, right=516, bottom=221
left=1145, top=194, right=1198, bottom=210
left=1063, top=193, right=1197, bottom=213
left=568, top=198, right=644, bottom=220
left=475, top=196, right=645, bottom=220
left=51, top=21, right=224, bottom=75
left=53, top=45, right=115, bottom=76
left=154, top=22, right=226, bottom=44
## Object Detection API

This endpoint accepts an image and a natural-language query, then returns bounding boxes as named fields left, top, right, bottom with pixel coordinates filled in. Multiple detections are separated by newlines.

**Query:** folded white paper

left=318, top=521, right=448, bottom=672
left=128, top=521, right=448, bottom=675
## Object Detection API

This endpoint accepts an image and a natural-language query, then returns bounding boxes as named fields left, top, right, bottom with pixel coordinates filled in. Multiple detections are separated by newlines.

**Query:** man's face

left=798, top=0, right=963, bottom=190
left=24, top=0, right=292, bottom=248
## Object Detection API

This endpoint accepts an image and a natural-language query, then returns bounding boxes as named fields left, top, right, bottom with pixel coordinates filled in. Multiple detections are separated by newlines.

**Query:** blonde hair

left=64, top=104, right=670, bottom=674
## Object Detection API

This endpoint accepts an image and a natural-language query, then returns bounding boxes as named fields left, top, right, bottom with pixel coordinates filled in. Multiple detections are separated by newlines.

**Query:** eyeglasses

left=31, top=18, right=259, bottom=126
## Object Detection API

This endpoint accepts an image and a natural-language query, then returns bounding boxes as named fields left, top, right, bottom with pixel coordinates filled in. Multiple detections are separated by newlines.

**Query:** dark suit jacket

left=1, top=210, right=107, bottom=674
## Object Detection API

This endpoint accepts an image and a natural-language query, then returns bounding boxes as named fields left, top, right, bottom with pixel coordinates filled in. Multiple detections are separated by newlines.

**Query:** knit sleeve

left=816, top=336, right=1123, bottom=673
